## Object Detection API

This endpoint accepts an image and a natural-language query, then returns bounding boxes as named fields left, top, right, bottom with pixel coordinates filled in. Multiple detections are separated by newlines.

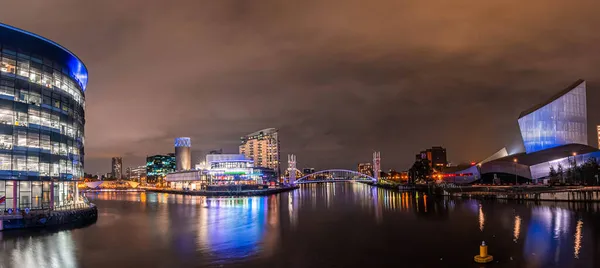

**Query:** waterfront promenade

left=370, top=181, right=600, bottom=202
left=0, top=201, right=98, bottom=231
left=147, top=185, right=298, bottom=197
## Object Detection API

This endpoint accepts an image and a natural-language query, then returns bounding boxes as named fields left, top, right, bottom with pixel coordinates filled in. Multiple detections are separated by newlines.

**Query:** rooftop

left=244, top=128, right=278, bottom=137
left=518, top=79, right=585, bottom=119
left=489, top=143, right=598, bottom=166
left=0, top=23, right=88, bottom=91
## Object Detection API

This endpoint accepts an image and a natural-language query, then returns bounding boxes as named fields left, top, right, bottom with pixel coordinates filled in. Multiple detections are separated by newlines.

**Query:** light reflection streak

left=513, top=215, right=521, bottom=242
left=9, top=231, right=76, bottom=268
left=478, top=204, right=485, bottom=232
left=574, top=220, right=583, bottom=259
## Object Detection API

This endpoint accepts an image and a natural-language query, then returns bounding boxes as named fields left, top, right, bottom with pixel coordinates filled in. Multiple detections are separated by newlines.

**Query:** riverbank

left=368, top=181, right=600, bottom=202
left=0, top=203, right=98, bottom=231
left=147, top=185, right=299, bottom=197
left=438, top=186, right=600, bottom=202
left=81, top=189, right=145, bottom=193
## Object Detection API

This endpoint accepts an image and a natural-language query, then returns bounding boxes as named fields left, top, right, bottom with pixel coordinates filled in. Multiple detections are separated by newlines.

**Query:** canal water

left=1, top=182, right=600, bottom=267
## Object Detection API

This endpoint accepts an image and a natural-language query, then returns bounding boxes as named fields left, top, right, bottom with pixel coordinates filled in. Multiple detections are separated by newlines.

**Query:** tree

left=549, top=166, right=558, bottom=184
left=409, top=159, right=433, bottom=183
left=580, top=158, right=600, bottom=185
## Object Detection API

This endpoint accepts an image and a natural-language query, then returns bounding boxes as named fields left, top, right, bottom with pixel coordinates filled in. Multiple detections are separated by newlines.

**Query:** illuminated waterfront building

left=146, top=153, right=175, bottom=183
left=206, top=154, right=274, bottom=184
left=442, top=79, right=600, bottom=184
left=416, top=146, right=447, bottom=169
left=357, top=163, right=373, bottom=177
left=166, top=154, right=277, bottom=189
left=174, top=137, right=191, bottom=171
left=239, top=128, right=280, bottom=175
left=597, top=125, right=600, bottom=148
left=518, top=80, right=587, bottom=154
left=127, top=165, right=146, bottom=181
left=111, top=157, right=122, bottom=179
left=0, top=23, right=87, bottom=210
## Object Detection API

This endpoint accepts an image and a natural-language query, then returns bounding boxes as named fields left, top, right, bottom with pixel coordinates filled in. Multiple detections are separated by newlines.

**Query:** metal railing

left=0, top=195, right=93, bottom=216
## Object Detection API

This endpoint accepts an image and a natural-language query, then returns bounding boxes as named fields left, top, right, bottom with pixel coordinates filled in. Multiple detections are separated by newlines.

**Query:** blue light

left=174, top=137, right=191, bottom=147
left=0, top=23, right=88, bottom=91
left=518, top=81, right=587, bottom=154
left=67, top=56, right=88, bottom=91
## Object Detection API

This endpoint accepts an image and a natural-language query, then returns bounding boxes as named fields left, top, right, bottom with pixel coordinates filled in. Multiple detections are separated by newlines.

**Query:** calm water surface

left=1, top=183, right=600, bottom=267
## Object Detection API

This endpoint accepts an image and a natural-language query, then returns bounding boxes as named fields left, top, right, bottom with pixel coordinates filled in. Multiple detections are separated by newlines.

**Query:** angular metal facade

left=518, top=81, right=587, bottom=154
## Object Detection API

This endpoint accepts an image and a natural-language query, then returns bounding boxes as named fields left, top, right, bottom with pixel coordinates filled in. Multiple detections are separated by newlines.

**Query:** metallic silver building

left=174, top=137, right=191, bottom=171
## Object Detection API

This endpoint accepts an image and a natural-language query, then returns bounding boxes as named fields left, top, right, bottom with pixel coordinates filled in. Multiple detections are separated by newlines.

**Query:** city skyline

left=3, top=1, right=600, bottom=174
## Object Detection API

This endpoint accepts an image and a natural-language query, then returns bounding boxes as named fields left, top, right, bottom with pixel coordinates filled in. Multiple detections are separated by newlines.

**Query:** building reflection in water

left=574, top=219, right=583, bottom=259
left=2, top=231, right=76, bottom=268
left=478, top=204, right=485, bottom=232
left=514, top=215, right=521, bottom=242
left=195, top=196, right=280, bottom=262
left=25, top=183, right=597, bottom=267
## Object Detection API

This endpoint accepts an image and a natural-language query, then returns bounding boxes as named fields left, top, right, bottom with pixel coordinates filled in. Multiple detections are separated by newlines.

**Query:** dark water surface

left=1, top=182, right=600, bottom=267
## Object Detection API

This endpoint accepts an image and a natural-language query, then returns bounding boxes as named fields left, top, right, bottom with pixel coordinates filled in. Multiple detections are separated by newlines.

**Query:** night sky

left=2, top=1, right=600, bottom=174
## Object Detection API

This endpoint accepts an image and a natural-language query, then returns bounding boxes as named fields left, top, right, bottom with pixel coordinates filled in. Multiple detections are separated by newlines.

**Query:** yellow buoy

left=474, top=241, right=494, bottom=263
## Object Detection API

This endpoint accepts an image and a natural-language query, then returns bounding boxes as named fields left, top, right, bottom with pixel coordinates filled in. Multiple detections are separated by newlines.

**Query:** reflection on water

left=574, top=219, right=583, bottom=259
left=0, top=182, right=599, bottom=267
left=514, top=215, right=521, bottom=242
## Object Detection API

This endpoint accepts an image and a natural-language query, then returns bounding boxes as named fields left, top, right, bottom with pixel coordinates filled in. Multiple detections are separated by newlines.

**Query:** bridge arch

left=294, top=169, right=376, bottom=184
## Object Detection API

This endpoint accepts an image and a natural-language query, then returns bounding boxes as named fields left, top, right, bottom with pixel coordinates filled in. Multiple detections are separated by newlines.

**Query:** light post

left=572, top=152, right=577, bottom=184
left=513, top=158, right=518, bottom=185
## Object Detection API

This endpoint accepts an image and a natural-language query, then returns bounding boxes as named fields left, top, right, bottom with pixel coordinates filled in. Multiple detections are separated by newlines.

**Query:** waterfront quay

left=147, top=185, right=298, bottom=197
left=0, top=201, right=97, bottom=231
left=370, top=180, right=600, bottom=202
left=437, top=185, right=600, bottom=202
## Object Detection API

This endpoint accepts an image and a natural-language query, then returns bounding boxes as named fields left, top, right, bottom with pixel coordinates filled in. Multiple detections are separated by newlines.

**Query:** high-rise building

left=146, top=153, right=176, bottom=183
left=597, top=125, right=600, bottom=149
left=428, top=146, right=447, bottom=168
left=239, top=128, right=280, bottom=175
left=416, top=147, right=447, bottom=169
left=0, top=23, right=87, bottom=210
left=174, top=137, right=191, bottom=171
left=111, top=157, right=123, bottom=179
left=518, top=80, right=587, bottom=154
left=358, top=163, right=373, bottom=176
left=128, top=165, right=146, bottom=181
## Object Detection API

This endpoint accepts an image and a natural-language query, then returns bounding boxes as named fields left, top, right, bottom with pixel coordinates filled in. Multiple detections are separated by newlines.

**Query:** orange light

left=513, top=158, right=518, bottom=163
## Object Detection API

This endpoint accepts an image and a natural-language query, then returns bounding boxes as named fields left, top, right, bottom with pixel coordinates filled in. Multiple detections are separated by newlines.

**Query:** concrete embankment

left=440, top=188, right=600, bottom=202
left=369, top=181, right=600, bottom=202
left=148, top=186, right=298, bottom=197
left=0, top=204, right=98, bottom=231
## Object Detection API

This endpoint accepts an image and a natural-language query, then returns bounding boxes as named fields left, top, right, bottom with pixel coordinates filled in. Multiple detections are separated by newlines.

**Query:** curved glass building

left=0, top=23, right=87, bottom=210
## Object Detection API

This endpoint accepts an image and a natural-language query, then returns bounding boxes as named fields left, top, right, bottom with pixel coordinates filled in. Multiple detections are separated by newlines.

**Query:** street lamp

left=572, top=152, right=577, bottom=184
left=513, top=158, right=518, bottom=185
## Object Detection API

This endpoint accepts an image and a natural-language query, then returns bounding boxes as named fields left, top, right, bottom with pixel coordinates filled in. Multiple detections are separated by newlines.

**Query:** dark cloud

left=2, top=0, right=600, bottom=173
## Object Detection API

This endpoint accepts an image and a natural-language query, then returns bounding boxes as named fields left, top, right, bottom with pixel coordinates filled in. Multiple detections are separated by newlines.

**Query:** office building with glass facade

left=0, top=23, right=87, bottom=210
left=165, top=154, right=278, bottom=190
left=146, top=153, right=176, bottom=183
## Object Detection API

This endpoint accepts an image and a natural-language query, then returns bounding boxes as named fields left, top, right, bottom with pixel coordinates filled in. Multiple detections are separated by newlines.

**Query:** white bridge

left=293, top=169, right=376, bottom=184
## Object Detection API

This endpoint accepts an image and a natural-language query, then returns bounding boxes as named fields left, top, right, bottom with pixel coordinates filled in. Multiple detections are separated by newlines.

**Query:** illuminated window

left=1, top=56, right=16, bottom=73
